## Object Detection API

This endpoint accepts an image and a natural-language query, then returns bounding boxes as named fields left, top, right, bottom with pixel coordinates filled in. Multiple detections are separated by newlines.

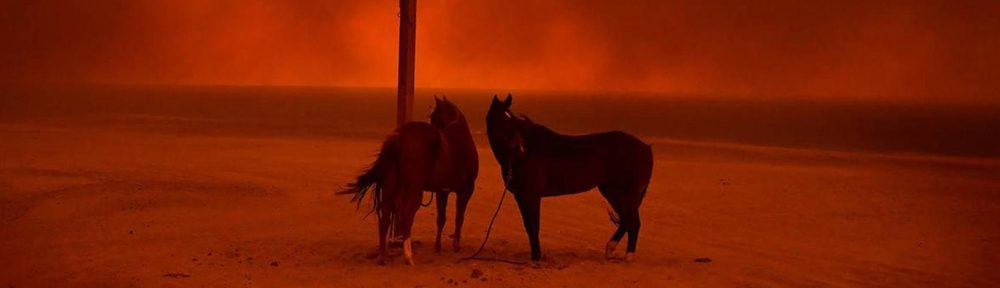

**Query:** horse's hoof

left=453, top=239, right=461, bottom=252
left=376, top=249, right=389, bottom=265
left=605, top=241, right=619, bottom=259
left=531, top=253, right=542, bottom=261
left=405, top=258, right=415, bottom=266
left=625, top=252, right=636, bottom=262
left=435, top=241, right=442, bottom=253
left=403, top=238, right=415, bottom=265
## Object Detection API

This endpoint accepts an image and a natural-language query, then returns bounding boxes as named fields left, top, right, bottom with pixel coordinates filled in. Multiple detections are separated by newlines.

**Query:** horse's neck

left=453, top=114, right=469, bottom=130
left=441, top=115, right=473, bottom=142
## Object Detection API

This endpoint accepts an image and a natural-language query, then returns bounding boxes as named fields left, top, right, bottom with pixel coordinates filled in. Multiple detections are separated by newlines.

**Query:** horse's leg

left=623, top=208, right=641, bottom=262
left=403, top=236, right=414, bottom=266
left=622, top=178, right=649, bottom=262
left=604, top=203, right=628, bottom=259
left=514, top=194, right=542, bottom=261
left=401, top=216, right=417, bottom=265
left=377, top=207, right=391, bottom=265
left=626, top=148, right=653, bottom=263
left=399, top=186, right=423, bottom=266
left=452, top=184, right=473, bottom=252
left=598, top=185, right=628, bottom=259
left=606, top=225, right=627, bottom=258
left=434, top=191, right=449, bottom=253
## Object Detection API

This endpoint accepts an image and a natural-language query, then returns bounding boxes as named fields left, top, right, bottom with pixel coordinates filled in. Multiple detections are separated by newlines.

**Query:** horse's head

left=486, top=94, right=526, bottom=166
left=431, top=96, right=464, bottom=129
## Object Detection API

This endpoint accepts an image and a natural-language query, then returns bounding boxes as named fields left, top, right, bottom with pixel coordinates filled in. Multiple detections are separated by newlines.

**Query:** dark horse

left=339, top=97, right=478, bottom=265
left=486, top=94, right=653, bottom=262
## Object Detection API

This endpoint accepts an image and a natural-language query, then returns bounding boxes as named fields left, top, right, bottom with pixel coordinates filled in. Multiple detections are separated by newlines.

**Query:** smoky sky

left=2, top=0, right=998, bottom=103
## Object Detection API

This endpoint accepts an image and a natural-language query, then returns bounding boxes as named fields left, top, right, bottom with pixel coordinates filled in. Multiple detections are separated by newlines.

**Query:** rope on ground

left=460, top=166, right=526, bottom=265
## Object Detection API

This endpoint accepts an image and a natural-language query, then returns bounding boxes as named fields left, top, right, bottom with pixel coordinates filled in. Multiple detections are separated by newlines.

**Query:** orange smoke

left=1, top=0, right=998, bottom=103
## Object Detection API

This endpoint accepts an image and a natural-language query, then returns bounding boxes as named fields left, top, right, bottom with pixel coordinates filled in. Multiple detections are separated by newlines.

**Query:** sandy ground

left=1, top=122, right=998, bottom=287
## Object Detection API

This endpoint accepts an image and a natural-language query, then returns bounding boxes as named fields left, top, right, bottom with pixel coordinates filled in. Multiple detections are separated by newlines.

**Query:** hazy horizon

left=5, top=83, right=998, bottom=107
left=3, top=85, right=998, bottom=158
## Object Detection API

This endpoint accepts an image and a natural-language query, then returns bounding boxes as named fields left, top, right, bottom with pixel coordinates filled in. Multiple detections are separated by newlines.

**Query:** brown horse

left=486, top=94, right=653, bottom=262
left=339, top=97, right=478, bottom=265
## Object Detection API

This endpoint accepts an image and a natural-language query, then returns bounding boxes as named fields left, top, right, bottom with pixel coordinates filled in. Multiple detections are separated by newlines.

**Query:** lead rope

left=459, top=162, right=526, bottom=265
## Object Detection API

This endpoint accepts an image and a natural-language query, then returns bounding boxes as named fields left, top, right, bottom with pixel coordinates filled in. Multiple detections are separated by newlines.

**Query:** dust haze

left=3, top=0, right=998, bottom=103
left=2, top=1, right=1000, bottom=286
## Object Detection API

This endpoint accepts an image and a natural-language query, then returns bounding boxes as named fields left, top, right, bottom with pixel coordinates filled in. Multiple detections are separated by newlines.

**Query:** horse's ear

left=442, top=95, right=448, bottom=102
left=503, top=93, right=513, bottom=107
left=491, top=95, right=500, bottom=106
left=434, top=95, right=441, bottom=103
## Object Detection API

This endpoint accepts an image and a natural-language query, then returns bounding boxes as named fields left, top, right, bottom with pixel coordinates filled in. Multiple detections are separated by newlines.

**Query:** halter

left=501, top=110, right=527, bottom=156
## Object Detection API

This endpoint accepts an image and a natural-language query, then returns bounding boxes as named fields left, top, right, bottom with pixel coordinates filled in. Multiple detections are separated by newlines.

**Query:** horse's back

left=396, top=122, right=439, bottom=184
left=562, top=130, right=650, bottom=164
left=532, top=129, right=651, bottom=196
left=599, top=130, right=652, bottom=166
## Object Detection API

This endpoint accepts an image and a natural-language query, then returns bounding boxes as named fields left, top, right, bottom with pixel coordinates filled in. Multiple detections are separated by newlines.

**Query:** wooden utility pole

left=397, top=0, right=416, bottom=127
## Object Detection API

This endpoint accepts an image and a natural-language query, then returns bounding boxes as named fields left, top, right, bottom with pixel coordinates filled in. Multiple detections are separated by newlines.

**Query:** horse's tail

left=337, top=135, right=399, bottom=216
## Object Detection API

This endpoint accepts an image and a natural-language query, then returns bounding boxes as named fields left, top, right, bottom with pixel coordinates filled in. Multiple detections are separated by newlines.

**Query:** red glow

left=2, top=0, right=998, bottom=103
